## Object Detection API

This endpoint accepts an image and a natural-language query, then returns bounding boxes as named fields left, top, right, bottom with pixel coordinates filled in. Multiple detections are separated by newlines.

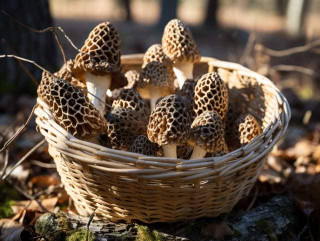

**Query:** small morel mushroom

left=106, top=108, right=148, bottom=151
left=55, top=59, right=87, bottom=90
left=37, top=71, right=52, bottom=102
left=194, top=72, right=228, bottom=122
left=162, top=19, right=200, bottom=89
left=228, top=113, right=262, bottom=151
left=148, top=94, right=191, bottom=158
left=124, top=70, right=140, bottom=89
left=188, top=111, right=227, bottom=159
left=137, top=61, right=174, bottom=111
left=46, top=78, right=107, bottom=140
left=130, top=135, right=159, bottom=156
left=112, top=88, right=150, bottom=120
left=74, top=22, right=122, bottom=116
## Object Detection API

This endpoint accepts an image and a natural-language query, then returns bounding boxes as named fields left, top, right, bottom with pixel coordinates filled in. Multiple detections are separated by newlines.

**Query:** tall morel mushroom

left=45, top=78, right=107, bottom=140
left=74, top=22, right=122, bottom=116
left=137, top=61, right=174, bottom=111
left=194, top=72, right=228, bottom=122
left=188, top=111, right=227, bottom=159
left=162, top=19, right=200, bottom=89
left=148, top=94, right=191, bottom=158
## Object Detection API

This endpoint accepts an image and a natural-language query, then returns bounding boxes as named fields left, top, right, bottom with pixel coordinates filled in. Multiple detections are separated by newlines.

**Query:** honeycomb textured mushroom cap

left=205, top=143, right=229, bottom=157
left=162, top=19, right=200, bottom=64
left=112, top=88, right=150, bottom=119
left=194, top=72, right=228, bottom=122
left=142, top=44, right=173, bottom=67
left=106, top=108, right=148, bottom=150
left=229, top=113, right=262, bottom=150
left=188, top=111, right=226, bottom=153
left=37, top=71, right=53, bottom=102
left=46, top=78, right=107, bottom=139
left=124, top=70, right=140, bottom=89
left=55, top=59, right=87, bottom=90
left=138, top=61, right=173, bottom=88
left=74, top=22, right=121, bottom=75
left=148, top=94, right=191, bottom=146
left=130, top=135, right=159, bottom=156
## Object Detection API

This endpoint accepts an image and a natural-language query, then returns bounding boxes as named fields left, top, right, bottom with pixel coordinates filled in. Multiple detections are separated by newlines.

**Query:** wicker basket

left=35, top=55, right=290, bottom=223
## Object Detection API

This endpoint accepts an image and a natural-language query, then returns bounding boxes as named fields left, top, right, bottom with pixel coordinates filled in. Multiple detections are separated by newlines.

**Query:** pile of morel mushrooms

left=38, top=19, right=262, bottom=160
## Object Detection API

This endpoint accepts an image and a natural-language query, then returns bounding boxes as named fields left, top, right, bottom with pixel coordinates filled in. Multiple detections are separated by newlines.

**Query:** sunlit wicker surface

left=35, top=55, right=291, bottom=223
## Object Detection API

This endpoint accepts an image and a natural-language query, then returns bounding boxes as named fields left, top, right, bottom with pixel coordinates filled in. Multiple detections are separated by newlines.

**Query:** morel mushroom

left=130, top=135, right=159, bottom=156
left=162, top=19, right=200, bottom=89
left=137, top=61, right=174, bottom=111
left=124, top=70, right=140, bottom=89
left=74, top=22, right=122, bottom=116
left=228, top=113, right=262, bottom=151
left=148, top=94, right=191, bottom=158
left=112, top=88, right=150, bottom=120
left=188, top=111, right=227, bottom=159
left=46, top=78, right=107, bottom=140
left=177, top=78, right=197, bottom=121
left=106, top=108, right=148, bottom=150
left=194, top=72, right=228, bottom=122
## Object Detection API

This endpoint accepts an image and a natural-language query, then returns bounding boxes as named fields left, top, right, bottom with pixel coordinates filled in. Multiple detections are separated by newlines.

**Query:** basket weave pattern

left=35, top=55, right=291, bottom=223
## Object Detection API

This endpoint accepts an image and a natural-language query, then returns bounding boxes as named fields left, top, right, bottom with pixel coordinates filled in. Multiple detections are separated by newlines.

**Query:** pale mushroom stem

left=190, top=145, right=207, bottom=159
left=85, top=72, right=111, bottom=116
left=149, top=86, right=163, bottom=111
left=163, top=144, right=177, bottom=158
left=173, top=62, right=194, bottom=89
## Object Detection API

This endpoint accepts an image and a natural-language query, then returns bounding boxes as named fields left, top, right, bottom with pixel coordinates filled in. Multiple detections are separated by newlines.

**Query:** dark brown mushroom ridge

left=138, top=61, right=173, bottom=88
left=106, top=108, right=148, bottom=150
left=148, top=94, right=191, bottom=146
left=177, top=78, right=197, bottom=120
left=225, top=105, right=240, bottom=147
left=143, top=44, right=173, bottom=67
left=55, top=59, right=87, bottom=90
left=229, top=113, right=262, bottom=150
left=125, top=70, right=140, bottom=89
left=130, top=135, right=159, bottom=156
left=112, top=88, right=150, bottom=119
left=162, top=19, right=200, bottom=63
left=194, top=72, right=228, bottom=122
left=46, top=78, right=107, bottom=139
left=74, top=22, right=121, bottom=75
left=189, top=111, right=226, bottom=153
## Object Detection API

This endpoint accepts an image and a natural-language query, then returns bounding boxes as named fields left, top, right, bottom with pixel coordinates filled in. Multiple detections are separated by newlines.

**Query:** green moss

left=256, top=219, right=277, bottom=241
left=67, top=229, right=95, bottom=241
left=35, top=212, right=72, bottom=241
left=0, top=200, right=15, bottom=218
left=136, top=225, right=164, bottom=241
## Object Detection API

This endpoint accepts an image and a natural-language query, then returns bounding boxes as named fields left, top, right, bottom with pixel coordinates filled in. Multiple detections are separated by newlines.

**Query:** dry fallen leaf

left=0, top=219, right=32, bottom=241
left=200, top=221, right=234, bottom=240
left=28, top=175, right=60, bottom=188
left=11, top=197, right=58, bottom=215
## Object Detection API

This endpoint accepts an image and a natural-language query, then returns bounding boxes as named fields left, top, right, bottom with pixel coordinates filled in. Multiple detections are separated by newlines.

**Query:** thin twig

left=0, top=104, right=37, bottom=154
left=1, top=39, right=39, bottom=86
left=5, top=178, right=49, bottom=212
left=272, top=65, right=317, bottom=76
left=246, top=187, right=259, bottom=211
left=0, top=150, right=9, bottom=179
left=1, top=10, right=67, bottom=63
left=31, top=160, right=56, bottom=169
left=86, top=209, right=96, bottom=241
left=1, top=139, right=46, bottom=181
left=240, top=32, right=256, bottom=65
left=255, top=39, right=320, bottom=57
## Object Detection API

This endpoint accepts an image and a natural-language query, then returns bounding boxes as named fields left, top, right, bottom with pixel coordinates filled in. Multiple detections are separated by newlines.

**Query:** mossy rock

left=35, top=212, right=72, bottom=241
left=67, top=229, right=95, bottom=241
left=137, top=225, right=164, bottom=241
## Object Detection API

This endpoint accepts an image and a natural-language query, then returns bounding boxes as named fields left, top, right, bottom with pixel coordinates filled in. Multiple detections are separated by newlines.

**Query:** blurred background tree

left=0, top=0, right=57, bottom=95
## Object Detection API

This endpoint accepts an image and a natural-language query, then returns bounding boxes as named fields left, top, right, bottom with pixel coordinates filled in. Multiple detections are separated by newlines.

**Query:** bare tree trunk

left=204, top=0, right=219, bottom=28
left=0, top=0, right=57, bottom=95
left=158, top=0, right=178, bottom=30
left=285, top=0, right=309, bottom=36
